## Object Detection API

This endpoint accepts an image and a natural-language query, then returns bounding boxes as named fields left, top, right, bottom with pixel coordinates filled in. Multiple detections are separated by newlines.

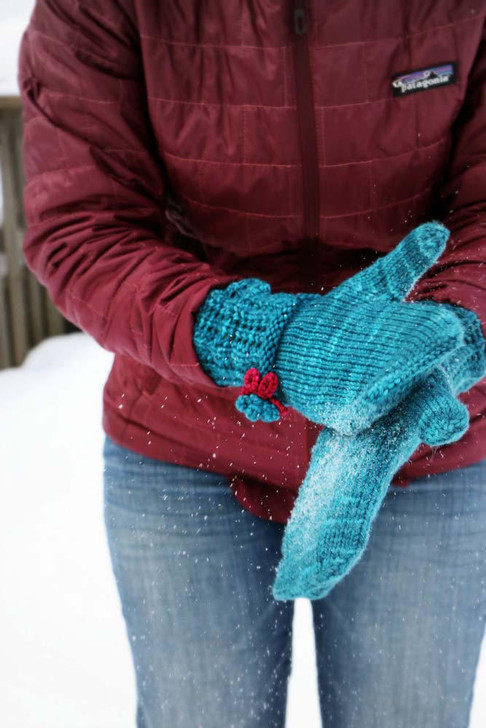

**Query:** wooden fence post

left=0, top=96, right=73, bottom=370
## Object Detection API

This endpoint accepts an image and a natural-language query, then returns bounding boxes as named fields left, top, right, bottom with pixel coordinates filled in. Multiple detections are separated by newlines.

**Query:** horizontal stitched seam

left=149, top=96, right=295, bottom=109
left=139, top=14, right=485, bottom=49
left=313, top=11, right=485, bottom=47
left=25, top=164, right=98, bottom=183
left=163, top=149, right=295, bottom=168
left=29, top=25, right=134, bottom=75
left=36, top=89, right=119, bottom=104
left=179, top=185, right=432, bottom=219
left=314, top=186, right=435, bottom=219
left=140, top=33, right=287, bottom=50
left=148, top=92, right=459, bottom=109
left=25, top=206, right=160, bottom=227
left=101, top=149, right=152, bottom=154
left=162, top=136, right=447, bottom=168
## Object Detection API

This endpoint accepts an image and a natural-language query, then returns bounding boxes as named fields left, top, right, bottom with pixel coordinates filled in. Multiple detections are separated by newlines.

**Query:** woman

left=18, top=1, right=486, bottom=726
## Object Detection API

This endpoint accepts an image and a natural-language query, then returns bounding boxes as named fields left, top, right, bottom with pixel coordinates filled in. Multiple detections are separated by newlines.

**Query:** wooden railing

left=0, top=95, right=75, bottom=370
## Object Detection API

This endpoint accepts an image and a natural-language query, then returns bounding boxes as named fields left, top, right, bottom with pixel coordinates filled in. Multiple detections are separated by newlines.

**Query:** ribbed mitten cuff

left=192, top=279, right=303, bottom=421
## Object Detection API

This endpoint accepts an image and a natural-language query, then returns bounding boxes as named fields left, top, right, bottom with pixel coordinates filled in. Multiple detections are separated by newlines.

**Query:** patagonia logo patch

left=391, top=62, right=457, bottom=97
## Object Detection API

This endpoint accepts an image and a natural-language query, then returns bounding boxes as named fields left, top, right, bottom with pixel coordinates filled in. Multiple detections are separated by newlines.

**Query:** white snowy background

left=1, top=2, right=485, bottom=726
left=0, top=0, right=32, bottom=97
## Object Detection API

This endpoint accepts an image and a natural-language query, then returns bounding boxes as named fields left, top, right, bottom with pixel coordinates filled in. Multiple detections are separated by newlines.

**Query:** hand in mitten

left=272, top=315, right=486, bottom=601
left=193, top=222, right=465, bottom=433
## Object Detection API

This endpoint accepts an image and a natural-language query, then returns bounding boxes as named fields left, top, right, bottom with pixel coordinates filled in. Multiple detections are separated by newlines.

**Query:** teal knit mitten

left=193, top=222, right=465, bottom=433
left=272, top=312, right=486, bottom=601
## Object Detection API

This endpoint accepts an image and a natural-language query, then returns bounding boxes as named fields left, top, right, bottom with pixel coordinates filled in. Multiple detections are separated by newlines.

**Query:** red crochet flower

left=240, top=367, right=288, bottom=416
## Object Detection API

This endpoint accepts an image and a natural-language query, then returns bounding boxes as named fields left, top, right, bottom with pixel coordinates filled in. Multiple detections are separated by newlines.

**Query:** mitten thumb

left=415, top=369, right=469, bottom=447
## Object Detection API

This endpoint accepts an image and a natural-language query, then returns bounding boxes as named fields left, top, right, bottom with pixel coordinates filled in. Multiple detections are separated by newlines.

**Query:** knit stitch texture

left=273, top=224, right=465, bottom=433
left=272, top=317, right=486, bottom=600
left=193, top=222, right=466, bottom=432
left=193, top=278, right=302, bottom=421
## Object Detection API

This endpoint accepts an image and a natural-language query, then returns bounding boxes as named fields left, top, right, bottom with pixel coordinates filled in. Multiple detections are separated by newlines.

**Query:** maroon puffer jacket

left=18, top=0, right=486, bottom=523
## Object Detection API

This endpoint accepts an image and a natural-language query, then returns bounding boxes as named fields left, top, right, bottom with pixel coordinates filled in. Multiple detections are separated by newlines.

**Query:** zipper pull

left=293, top=2, right=307, bottom=35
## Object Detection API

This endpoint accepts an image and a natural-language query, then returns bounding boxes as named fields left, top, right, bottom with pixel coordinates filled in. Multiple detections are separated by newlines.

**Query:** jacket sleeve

left=17, top=0, right=239, bottom=389
left=410, top=19, right=486, bottom=349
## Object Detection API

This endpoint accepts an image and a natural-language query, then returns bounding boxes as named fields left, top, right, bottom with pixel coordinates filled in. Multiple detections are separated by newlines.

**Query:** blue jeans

left=102, top=433, right=486, bottom=728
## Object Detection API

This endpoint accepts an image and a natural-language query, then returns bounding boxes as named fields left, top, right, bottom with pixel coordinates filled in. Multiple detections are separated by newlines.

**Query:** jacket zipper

left=292, top=1, right=323, bottom=452
left=291, top=0, right=320, bottom=242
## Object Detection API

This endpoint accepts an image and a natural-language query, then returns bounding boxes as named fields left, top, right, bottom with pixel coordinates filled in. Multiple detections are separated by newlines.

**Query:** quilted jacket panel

left=18, top=0, right=486, bottom=522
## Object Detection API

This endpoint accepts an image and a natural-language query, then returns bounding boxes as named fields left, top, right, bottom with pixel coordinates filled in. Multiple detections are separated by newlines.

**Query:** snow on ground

left=0, top=332, right=484, bottom=727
